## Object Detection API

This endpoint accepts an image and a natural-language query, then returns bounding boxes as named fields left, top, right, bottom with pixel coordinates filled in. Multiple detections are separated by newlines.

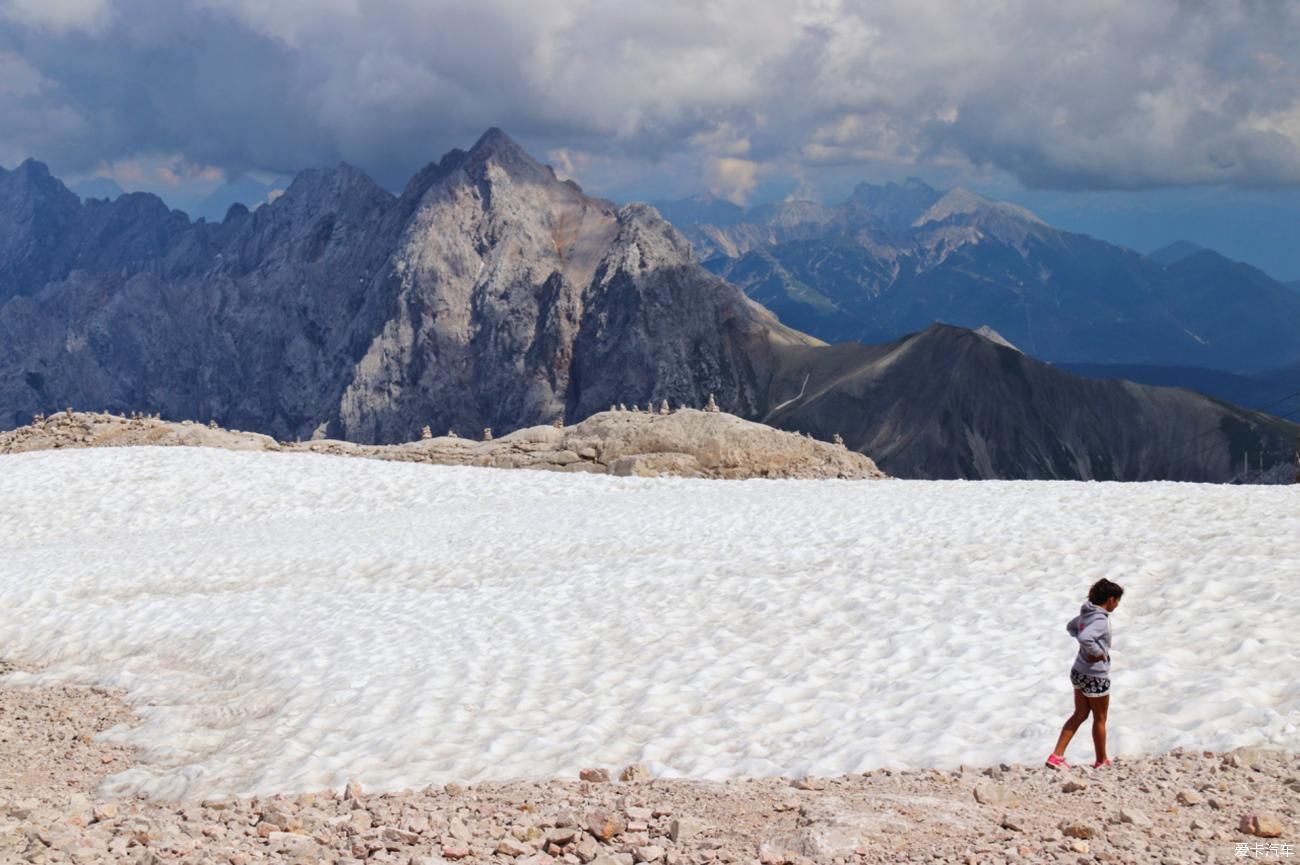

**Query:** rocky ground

left=0, top=408, right=884, bottom=480
left=0, top=663, right=1294, bottom=865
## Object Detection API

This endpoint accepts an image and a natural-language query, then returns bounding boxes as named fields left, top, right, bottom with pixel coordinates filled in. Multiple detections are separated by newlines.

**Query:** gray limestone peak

left=462, top=127, right=556, bottom=183
left=596, top=204, right=697, bottom=282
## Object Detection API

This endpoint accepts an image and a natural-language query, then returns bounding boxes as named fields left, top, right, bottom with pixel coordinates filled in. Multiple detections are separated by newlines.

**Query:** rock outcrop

left=0, top=409, right=886, bottom=480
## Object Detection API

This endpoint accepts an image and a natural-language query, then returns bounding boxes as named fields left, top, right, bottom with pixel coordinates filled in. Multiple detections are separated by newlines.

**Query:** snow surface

left=1, top=447, right=1297, bottom=801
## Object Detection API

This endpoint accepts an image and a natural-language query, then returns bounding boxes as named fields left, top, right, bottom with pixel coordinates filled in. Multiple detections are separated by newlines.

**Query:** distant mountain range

left=657, top=182, right=1300, bottom=373
left=192, top=176, right=283, bottom=222
left=1062, top=360, right=1300, bottom=429
left=1, top=133, right=1295, bottom=481
left=68, top=174, right=284, bottom=223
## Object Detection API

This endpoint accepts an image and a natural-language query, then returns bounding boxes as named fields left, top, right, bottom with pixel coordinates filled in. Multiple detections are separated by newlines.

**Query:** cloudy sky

left=3, top=0, right=1300, bottom=277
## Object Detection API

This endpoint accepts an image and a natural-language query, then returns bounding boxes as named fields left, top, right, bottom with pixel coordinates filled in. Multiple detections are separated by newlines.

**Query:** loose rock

left=1239, top=814, right=1283, bottom=837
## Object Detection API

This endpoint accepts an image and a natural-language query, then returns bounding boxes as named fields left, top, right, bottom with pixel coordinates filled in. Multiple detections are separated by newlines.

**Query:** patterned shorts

left=1070, top=667, right=1111, bottom=697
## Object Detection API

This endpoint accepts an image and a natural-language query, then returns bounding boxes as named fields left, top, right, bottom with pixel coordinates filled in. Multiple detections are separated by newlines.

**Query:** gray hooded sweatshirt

left=1066, top=601, right=1112, bottom=677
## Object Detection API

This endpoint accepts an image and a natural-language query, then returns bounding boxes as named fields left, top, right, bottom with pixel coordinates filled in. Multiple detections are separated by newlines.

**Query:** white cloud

left=87, top=154, right=226, bottom=195
left=706, top=157, right=761, bottom=204
left=0, top=0, right=109, bottom=32
left=2, top=0, right=1298, bottom=191
left=0, top=51, right=45, bottom=96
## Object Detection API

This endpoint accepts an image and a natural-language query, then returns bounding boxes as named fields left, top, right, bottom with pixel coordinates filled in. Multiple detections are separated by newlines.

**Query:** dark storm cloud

left=1, top=0, right=1298, bottom=194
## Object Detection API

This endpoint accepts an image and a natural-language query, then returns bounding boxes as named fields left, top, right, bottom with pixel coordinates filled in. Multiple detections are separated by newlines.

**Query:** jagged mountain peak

left=913, top=187, right=1044, bottom=227
left=1, top=158, right=76, bottom=202
left=462, top=126, right=556, bottom=185
left=913, top=187, right=989, bottom=224
left=598, top=203, right=696, bottom=279
left=846, top=177, right=944, bottom=231
left=400, top=128, right=576, bottom=210
left=283, top=162, right=385, bottom=198
left=271, top=162, right=394, bottom=223
left=11, top=158, right=56, bottom=181
left=470, top=126, right=522, bottom=155
left=915, top=186, right=1045, bottom=226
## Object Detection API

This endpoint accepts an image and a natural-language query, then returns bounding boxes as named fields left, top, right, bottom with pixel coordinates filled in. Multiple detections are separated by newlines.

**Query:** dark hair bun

left=1089, top=578, right=1125, bottom=605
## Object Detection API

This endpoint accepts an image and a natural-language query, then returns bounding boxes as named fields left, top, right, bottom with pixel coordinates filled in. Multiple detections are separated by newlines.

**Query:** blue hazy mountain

left=69, top=177, right=126, bottom=201
left=659, top=182, right=1300, bottom=372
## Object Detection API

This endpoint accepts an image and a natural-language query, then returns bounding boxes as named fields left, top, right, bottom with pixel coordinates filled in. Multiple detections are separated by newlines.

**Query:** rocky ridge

left=0, top=665, right=1294, bottom=865
left=0, top=129, right=812, bottom=444
left=0, top=408, right=886, bottom=480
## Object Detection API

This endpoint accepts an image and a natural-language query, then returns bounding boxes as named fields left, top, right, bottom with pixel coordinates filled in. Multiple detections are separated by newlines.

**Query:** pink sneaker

left=1093, top=758, right=1112, bottom=768
left=1045, top=754, right=1071, bottom=770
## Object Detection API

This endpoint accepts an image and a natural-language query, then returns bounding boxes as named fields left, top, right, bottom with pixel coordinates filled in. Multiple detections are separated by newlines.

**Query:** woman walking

left=1047, top=578, right=1124, bottom=769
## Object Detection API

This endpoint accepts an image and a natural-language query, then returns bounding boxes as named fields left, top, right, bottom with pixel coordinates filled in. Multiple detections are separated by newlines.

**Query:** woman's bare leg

left=1051, top=687, right=1091, bottom=757
left=1089, top=693, right=1110, bottom=762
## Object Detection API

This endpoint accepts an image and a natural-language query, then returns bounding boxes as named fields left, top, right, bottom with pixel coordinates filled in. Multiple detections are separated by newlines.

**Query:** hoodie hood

left=1079, top=600, right=1108, bottom=619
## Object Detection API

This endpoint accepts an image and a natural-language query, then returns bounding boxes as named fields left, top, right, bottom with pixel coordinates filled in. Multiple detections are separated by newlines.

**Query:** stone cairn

left=447, top=430, right=459, bottom=438
left=33, top=412, right=45, bottom=424
left=553, top=417, right=564, bottom=430
left=421, top=425, right=432, bottom=440
left=644, top=402, right=654, bottom=413
left=618, top=403, right=627, bottom=412
left=208, top=420, right=218, bottom=429
left=832, top=433, right=845, bottom=447
left=659, top=400, right=670, bottom=415
left=704, top=393, right=720, bottom=413
left=482, top=427, right=493, bottom=442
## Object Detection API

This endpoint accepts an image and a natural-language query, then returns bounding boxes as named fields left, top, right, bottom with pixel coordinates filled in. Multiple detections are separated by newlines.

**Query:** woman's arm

left=1077, top=617, right=1108, bottom=662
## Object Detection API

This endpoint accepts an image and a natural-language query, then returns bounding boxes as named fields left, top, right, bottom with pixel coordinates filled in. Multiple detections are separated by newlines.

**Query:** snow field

left=0, top=447, right=1297, bottom=800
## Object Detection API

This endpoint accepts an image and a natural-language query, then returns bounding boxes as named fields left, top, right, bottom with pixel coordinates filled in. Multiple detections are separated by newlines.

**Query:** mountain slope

left=764, top=324, right=1298, bottom=480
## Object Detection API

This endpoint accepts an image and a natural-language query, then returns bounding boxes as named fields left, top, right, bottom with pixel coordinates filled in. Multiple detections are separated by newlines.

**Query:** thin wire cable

left=1156, top=387, right=1300, bottom=459
left=1166, top=404, right=1300, bottom=470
